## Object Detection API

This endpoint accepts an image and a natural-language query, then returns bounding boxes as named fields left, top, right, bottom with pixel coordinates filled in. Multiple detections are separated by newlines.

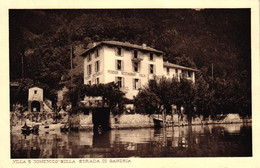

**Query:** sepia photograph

left=9, top=9, right=253, bottom=159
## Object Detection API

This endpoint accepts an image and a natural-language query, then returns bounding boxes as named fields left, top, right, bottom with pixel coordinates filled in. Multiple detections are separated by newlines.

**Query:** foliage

left=134, top=89, right=160, bottom=115
left=9, top=9, right=251, bottom=117
left=134, top=77, right=197, bottom=123
left=63, top=77, right=126, bottom=115
left=195, top=75, right=215, bottom=119
left=81, top=82, right=126, bottom=109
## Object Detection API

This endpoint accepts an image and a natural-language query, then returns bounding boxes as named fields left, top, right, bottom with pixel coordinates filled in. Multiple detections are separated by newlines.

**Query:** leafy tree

left=63, top=74, right=126, bottom=115
left=134, top=89, right=160, bottom=115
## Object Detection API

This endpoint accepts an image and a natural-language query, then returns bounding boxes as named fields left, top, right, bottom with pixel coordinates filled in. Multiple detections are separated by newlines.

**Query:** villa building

left=80, top=41, right=196, bottom=99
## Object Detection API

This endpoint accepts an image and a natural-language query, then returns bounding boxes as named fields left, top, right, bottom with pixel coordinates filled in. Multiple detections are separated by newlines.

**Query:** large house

left=80, top=41, right=196, bottom=99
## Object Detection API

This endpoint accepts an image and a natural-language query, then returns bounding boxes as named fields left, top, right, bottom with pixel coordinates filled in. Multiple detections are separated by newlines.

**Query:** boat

left=153, top=118, right=174, bottom=127
left=21, top=123, right=39, bottom=134
left=153, top=118, right=163, bottom=128
left=21, top=123, right=31, bottom=134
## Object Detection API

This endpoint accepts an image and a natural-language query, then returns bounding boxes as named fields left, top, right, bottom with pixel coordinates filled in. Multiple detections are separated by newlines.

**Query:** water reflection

left=11, top=123, right=251, bottom=158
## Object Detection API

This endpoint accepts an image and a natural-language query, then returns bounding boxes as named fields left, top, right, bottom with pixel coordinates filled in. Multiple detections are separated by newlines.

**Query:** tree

left=179, top=78, right=197, bottom=123
left=134, top=89, right=160, bottom=115
left=195, top=74, right=216, bottom=119
left=63, top=77, right=126, bottom=115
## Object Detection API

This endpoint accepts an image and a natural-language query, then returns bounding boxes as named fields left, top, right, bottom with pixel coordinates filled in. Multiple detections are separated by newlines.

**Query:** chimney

left=142, top=43, right=147, bottom=49
left=93, top=42, right=96, bottom=47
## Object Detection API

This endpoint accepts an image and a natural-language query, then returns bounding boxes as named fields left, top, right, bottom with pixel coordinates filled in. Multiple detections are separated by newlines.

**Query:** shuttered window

left=133, top=50, right=138, bottom=58
left=149, top=53, right=154, bottom=61
left=87, top=64, right=92, bottom=75
left=133, top=78, right=141, bottom=90
left=115, top=77, right=124, bottom=88
left=87, top=54, right=92, bottom=62
left=133, top=62, right=139, bottom=72
left=95, top=61, right=100, bottom=72
left=95, top=49, right=99, bottom=58
left=116, top=60, right=124, bottom=70
left=149, top=64, right=155, bottom=74
left=96, top=78, right=99, bottom=84
left=115, top=47, right=124, bottom=56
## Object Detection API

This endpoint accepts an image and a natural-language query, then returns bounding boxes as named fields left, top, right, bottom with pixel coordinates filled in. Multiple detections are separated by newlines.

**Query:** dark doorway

left=92, top=107, right=110, bottom=132
left=31, top=101, right=40, bottom=112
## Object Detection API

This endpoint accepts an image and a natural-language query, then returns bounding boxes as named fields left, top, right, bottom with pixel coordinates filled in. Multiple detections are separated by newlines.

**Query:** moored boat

left=153, top=118, right=163, bottom=128
left=21, top=123, right=31, bottom=134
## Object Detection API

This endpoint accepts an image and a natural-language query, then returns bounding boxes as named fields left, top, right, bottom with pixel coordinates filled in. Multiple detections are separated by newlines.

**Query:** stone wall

left=79, top=113, right=93, bottom=130
left=69, top=113, right=93, bottom=130
left=110, top=114, right=154, bottom=129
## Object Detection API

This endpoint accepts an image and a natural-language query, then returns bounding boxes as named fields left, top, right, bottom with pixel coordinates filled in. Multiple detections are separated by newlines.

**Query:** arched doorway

left=31, top=101, right=40, bottom=112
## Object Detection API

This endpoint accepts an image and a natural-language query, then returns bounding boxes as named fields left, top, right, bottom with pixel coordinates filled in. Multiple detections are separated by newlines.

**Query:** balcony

left=131, top=57, right=143, bottom=62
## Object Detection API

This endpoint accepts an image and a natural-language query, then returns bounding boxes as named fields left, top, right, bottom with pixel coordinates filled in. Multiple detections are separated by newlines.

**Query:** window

left=34, top=90, right=37, bottom=94
left=133, top=62, right=139, bottom=72
left=117, top=47, right=122, bottom=56
left=116, top=77, right=124, bottom=88
left=88, top=64, right=92, bottom=75
left=96, top=78, right=99, bottom=84
left=149, top=53, right=154, bottom=61
left=167, top=67, right=170, bottom=75
left=95, top=49, right=99, bottom=57
left=188, top=71, right=192, bottom=78
left=116, top=60, right=123, bottom=70
left=87, top=54, right=92, bottom=62
left=175, top=69, right=178, bottom=77
left=133, top=78, right=141, bottom=90
left=95, top=61, right=100, bottom=72
left=133, top=50, right=138, bottom=58
left=150, top=64, right=154, bottom=74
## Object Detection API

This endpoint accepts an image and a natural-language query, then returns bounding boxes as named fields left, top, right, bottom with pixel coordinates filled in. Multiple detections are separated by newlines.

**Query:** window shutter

left=115, top=60, right=117, bottom=70
left=114, top=47, right=118, bottom=56
left=154, top=65, right=156, bottom=75
left=121, top=48, right=124, bottom=56
left=115, top=76, right=118, bottom=84
left=132, top=79, right=135, bottom=89
left=139, top=79, right=141, bottom=89
left=122, top=60, right=124, bottom=71
left=122, top=77, right=125, bottom=88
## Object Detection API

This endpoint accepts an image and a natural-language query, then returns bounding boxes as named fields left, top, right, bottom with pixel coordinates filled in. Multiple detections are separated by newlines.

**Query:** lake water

left=11, top=123, right=252, bottom=158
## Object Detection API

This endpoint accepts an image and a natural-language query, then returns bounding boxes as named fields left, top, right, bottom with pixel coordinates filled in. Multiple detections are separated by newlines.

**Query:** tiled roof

left=163, top=62, right=198, bottom=71
left=80, top=41, right=163, bottom=56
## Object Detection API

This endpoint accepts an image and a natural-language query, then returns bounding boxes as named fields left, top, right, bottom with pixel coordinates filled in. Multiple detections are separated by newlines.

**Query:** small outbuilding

left=28, top=87, right=43, bottom=112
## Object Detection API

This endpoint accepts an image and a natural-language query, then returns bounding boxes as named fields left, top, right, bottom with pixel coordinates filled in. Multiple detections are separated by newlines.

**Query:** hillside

left=9, top=9, right=251, bottom=116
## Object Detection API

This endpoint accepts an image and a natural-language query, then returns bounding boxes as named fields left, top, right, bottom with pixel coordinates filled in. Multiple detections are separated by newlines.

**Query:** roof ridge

left=163, top=61, right=198, bottom=71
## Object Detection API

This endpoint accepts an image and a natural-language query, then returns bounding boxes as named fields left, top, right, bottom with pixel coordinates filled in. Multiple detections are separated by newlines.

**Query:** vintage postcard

left=1, top=0, right=259, bottom=168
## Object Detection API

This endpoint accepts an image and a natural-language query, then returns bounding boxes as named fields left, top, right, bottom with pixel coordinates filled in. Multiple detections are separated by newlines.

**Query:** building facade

left=80, top=41, right=196, bottom=99
left=28, top=87, right=43, bottom=112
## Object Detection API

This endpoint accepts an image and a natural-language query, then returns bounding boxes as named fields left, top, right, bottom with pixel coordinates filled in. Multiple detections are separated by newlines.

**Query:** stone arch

left=31, top=101, right=40, bottom=112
